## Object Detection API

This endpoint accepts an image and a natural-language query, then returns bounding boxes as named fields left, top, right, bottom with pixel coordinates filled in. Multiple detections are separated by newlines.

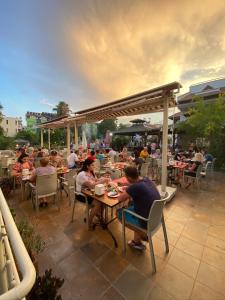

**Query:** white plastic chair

left=30, top=172, right=59, bottom=212
left=94, top=159, right=106, bottom=177
left=71, top=175, right=90, bottom=228
left=122, top=194, right=170, bottom=273
left=184, top=164, right=203, bottom=189
left=60, top=169, right=76, bottom=205
left=140, top=162, right=149, bottom=177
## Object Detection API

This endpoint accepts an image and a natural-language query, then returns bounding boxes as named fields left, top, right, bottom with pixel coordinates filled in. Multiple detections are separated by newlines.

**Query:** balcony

left=0, top=189, right=36, bottom=300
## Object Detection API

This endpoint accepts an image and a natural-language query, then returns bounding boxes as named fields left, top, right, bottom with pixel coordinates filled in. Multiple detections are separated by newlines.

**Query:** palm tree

left=0, top=103, right=3, bottom=135
left=53, top=101, right=70, bottom=117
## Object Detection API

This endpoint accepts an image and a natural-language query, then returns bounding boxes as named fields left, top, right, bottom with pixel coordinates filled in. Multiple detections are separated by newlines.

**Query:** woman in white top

left=76, top=158, right=109, bottom=229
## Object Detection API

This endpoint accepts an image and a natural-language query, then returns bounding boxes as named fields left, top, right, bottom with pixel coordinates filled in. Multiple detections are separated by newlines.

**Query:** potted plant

left=27, top=269, right=64, bottom=300
left=17, top=219, right=45, bottom=270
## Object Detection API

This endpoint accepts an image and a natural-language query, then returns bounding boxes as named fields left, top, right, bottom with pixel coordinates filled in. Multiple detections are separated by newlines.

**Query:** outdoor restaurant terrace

left=1, top=82, right=225, bottom=300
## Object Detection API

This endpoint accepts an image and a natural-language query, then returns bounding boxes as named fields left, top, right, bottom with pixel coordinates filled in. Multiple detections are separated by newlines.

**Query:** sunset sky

left=1, top=0, right=225, bottom=123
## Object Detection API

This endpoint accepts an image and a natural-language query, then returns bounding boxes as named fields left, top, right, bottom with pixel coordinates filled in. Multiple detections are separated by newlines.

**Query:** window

left=6, top=120, right=8, bottom=125
left=15, top=120, right=17, bottom=125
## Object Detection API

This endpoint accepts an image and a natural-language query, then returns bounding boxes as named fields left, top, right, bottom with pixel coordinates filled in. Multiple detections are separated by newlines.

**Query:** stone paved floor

left=6, top=172, right=225, bottom=300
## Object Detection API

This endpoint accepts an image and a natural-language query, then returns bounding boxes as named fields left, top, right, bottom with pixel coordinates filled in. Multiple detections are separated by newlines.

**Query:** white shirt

left=76, top=171, right=96, bottom=192
left=67, top=153, right=79, bottom=168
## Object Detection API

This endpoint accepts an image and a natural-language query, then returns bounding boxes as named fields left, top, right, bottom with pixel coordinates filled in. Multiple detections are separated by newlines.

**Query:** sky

left=1, top=0, right=225, bottom=125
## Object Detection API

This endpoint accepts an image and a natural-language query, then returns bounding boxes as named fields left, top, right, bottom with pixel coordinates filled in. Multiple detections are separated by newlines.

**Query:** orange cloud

left=63, top=0, right=225, bottom=104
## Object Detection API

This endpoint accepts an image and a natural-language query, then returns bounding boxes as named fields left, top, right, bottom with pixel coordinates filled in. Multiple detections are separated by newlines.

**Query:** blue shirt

left=205, top=154, right=213, bottom=162
left=126, top=178, right=160, bottom=222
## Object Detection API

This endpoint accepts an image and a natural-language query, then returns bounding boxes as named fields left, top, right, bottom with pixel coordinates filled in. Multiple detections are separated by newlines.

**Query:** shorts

left=117, top=206, right=147, bottom=229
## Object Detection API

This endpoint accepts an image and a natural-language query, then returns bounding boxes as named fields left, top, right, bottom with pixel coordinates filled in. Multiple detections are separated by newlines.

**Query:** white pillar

left=67, top=124, right=70, bottom=156
left=161, top=98, right=168, bottom=193
left=74, top=122, right=78, bottom=150
left=48, top=128, right=51, bottom=150
left=40, top=129, right=44, bottom=148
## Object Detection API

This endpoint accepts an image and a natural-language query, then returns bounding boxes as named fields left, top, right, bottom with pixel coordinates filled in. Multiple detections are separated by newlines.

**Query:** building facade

left=1, top=117, right=23, bottom=137
left=26, top=112, right=56, bottom=131
left=177, top=77, right=225, bottom=113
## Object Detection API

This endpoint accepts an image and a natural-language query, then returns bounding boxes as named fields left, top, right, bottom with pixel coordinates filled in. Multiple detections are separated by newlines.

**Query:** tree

left=97, top=119, right=117, bottom=138
left=0, top=103, right=3, bottom=135
left=15, top=130, right=39, bottom=145
left=53, top=101, right=70, bottom=117
left=177, top=96, right=225, bottom=167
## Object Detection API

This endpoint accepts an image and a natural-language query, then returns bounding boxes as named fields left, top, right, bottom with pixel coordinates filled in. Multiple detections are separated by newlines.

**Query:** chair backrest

left=65, top=169, right=76, bottom=186
left=196, top=164, right=203, bottom=178
left=147, top=198, right=167, bottom=234
left=152, top=158, right=158, bottom=168
left=114, top=155, right=119, bottom=163
left=1, top=157, right=9, bottom=168
left=36, top=172, right=58, bottom=196
left=110, top=155, right=115, bottom=164
left=212, top=157, right=216, bottom=169
left=140, top=162, right=149, bottom=177
left=111, top=169, right=121, bottom=180
left=205, top=161, right=212, bottom=175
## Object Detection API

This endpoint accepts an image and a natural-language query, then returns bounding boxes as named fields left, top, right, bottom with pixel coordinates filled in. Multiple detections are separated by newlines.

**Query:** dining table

left=82, top=180, right=128, bottom=248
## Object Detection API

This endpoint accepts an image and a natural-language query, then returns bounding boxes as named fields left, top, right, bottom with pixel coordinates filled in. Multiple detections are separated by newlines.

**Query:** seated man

left=67, top=150, right=79, bottom=169
left=117, top=166, right=160, bottom=250
left=140, top=147, right=149, bottom=159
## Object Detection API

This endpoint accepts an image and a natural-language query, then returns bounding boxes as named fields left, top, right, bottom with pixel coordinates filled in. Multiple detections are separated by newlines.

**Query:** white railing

left=0, top=189, right=36, bottom=300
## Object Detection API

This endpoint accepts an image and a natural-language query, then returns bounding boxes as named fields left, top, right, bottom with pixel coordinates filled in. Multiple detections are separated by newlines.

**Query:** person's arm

left=189, top=163, right=196, bottom=172
left=118, top=191, right=130, bottom=202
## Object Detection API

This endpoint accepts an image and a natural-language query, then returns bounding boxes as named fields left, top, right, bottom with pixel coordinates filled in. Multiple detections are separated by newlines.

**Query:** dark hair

left=124, top=166, right=139, bottom=180
left=78, top=158, right=94, bottom=174
left=18, top=153, right=29, bottom=164
left=105, top=149, right=109, bottom=154
left=96, top=150, right=99, bottom=154
left=90, top=150, right=95, bottom=156
left=50, top=150, right=57, bottom=156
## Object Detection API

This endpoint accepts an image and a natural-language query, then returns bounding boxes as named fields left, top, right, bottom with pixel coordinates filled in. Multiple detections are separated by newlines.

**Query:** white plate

left=107, top=192, right=119, bottom=198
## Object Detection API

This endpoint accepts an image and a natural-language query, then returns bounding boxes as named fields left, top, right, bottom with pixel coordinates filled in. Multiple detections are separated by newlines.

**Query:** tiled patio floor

left=6, top=172, right=225, bottom=300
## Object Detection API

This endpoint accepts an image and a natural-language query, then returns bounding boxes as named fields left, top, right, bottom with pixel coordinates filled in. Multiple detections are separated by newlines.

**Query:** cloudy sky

left=1, top=0, right=225, bottom=124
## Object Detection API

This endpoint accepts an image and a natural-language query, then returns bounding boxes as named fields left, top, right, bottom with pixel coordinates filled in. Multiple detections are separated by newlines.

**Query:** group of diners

left=76, top=157, right=160, bottom=251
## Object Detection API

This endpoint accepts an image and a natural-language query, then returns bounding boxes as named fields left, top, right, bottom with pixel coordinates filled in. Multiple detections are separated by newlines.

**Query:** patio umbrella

left=82, top=129, right=87, bottom=150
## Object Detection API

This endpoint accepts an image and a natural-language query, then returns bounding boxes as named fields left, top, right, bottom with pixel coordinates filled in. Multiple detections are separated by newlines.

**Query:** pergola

left=38, top=81, right=182, bottom=194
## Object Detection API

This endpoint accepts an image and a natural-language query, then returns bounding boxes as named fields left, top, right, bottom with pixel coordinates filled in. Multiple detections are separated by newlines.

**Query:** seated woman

left=76, top=158, right=109, bottom=229
left=184, top=153, right=202, bottom=188
left=12, top=153, right=34, bottom=178
left=49, top=150, right=63, bottom=168
left=29, top=157, right=56, bottom=207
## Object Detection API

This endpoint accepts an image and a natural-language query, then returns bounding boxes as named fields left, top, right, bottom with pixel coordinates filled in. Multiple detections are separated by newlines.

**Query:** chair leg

left=122, top=212, right=126, bottom=253
left=71, top=199, right=76, bottom=222
left=148, top=235, right=156, bottom=274
left=85, top=203, right=90, bottom=228
left=35, top=195, right=39, bottom=213
left=161, top=215, right=169, bottom=253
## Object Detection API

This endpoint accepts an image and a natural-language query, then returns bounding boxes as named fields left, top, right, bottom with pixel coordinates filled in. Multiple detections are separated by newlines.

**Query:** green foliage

left=27, top=269, right=64, bottom=300
left=177, top=96, right=225, bottom=167
left=53, top=101, right=70, bottom=117
left=17, top=219, right=45, bottom=256
left=97, top=119, right=117, bottom=138
left=15, top=129, right=39, bottom=145
left=112, top=135, right=130, bottom=150
left=0, top=135, right=15, bottom=149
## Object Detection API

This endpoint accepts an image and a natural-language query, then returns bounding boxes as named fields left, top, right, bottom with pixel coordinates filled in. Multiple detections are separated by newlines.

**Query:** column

left=161, top=98, right=168, bottom=194
left=67, top=124, right=70, bottom=156
left=48, top=128, right=51, bottom=150
left=40, top=128, right=44, bottom=148
left=74, top=121, right=78, bottom=150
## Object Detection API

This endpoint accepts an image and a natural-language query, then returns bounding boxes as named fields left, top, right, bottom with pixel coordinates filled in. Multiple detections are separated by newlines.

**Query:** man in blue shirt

left=117, top=166, right=160, bottom=250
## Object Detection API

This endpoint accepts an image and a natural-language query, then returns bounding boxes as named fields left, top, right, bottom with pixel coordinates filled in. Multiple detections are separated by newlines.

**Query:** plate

left=107, top=192, right=119, bottom=198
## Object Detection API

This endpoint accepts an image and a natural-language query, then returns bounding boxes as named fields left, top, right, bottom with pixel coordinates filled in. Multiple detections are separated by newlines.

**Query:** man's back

left=126, top=177, right=160, bottom=219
